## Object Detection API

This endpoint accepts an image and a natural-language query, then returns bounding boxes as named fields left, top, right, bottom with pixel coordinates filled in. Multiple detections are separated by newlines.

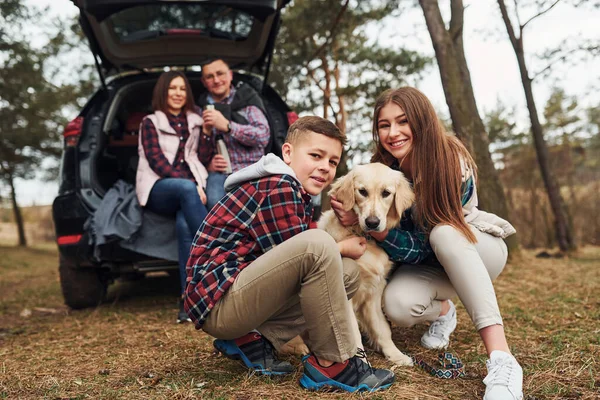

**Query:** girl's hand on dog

left=330, top=196, right=359, bottom=227
left=338, top=236, right=367, bottom=259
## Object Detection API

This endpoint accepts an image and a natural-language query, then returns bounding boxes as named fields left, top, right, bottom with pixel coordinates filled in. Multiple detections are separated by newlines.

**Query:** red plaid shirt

left=184, top=174, right=317, bottom=328
left=141, top=112, right=195, bottom=180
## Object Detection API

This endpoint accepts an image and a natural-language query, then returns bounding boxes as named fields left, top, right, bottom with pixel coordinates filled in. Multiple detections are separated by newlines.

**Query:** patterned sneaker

left=176, top=299, right=192, bottom=324
left=213, top=332, right=295, bottom=376
left=299, top=349, right=395, bottom=392
left=483, top=351, right=523, bottom=400
left=421, top=299, right=457, bottom=350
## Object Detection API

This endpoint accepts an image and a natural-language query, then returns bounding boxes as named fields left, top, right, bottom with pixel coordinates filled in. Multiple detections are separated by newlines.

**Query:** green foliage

left=540, top=87, right=599, bottom=184
left=484, top=100, right=533, bottom=186
left=0, top=0, right=94, bottom=190
left=583, top=102, right=600, bottom=169
left=484, top=91, right=600, bottom=248
left=270, top=0, right=431, bottom=165
left=543, top=87, right=581, bottom=143
left=586, top=101, right=600, bottom=134
left=273, top=0, right=429, bottom=111
left=485, top=100, right=522, bottom=146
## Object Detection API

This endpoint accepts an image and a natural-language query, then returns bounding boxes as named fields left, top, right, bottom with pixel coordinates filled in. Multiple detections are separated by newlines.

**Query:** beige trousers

left=383, top=224, right=508, bottom=331
left=202, top=229, right=360, bottom=362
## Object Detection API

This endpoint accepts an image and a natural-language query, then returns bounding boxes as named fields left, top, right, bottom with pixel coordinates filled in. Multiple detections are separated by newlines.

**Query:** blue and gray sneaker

left=213, top=332, right=295, bottom=376
left=299, top=349, right=395, bottom=392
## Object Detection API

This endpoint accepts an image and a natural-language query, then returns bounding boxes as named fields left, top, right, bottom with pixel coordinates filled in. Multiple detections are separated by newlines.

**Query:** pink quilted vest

left=136, top=111, right=208, bottom=206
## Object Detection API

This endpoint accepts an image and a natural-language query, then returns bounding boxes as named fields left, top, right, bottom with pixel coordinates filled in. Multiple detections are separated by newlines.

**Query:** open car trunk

left=72, top=0, right=290, bottom=81
left=75, top=71, right=290, bottom=262
left=86, top=72, right=289, bottom=200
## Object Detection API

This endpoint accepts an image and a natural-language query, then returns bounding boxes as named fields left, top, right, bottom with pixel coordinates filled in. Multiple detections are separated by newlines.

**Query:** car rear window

left=107, top=4, right=255, bottom=42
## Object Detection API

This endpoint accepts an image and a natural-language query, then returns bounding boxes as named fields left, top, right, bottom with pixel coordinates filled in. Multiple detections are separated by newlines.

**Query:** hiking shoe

left=299, top=349, right=395, bottom=392
left=421, top=299, right=457, bottom=350
left=483, top=351, right=523, bottom=400
left=213, top=332, right=295, bottom=376
left=176, top=299, right=192, bottom=324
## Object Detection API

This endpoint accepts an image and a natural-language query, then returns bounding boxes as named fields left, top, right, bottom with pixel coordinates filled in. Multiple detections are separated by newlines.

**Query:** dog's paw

left=295, top=343, right=310, bottom=356
left=387, top=352, right=414, bottom=367
left=279, top=335, right=310, bottom=356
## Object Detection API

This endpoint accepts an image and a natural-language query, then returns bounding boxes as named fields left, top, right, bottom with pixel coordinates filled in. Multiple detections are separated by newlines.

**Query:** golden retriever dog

left=318, top=162, right=415, bottom=366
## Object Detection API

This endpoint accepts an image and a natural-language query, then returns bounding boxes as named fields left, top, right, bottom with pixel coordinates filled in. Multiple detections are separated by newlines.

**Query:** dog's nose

left=365, top=216, right=380, bottom=230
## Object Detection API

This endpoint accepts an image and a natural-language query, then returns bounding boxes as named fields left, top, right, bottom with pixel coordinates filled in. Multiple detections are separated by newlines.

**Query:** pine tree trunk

left=322, top=55, right=331, bottom=120
left=497, top=0, right=575, bottom=252
left=528, top=184, right=537, bottom=248
left=8, top=172, right=27, bottom=247
left=419, top=0, right=518, bottom=252
left=334, top=61, right=347, bottom=134
left=563, top=139, right=577, bottom=242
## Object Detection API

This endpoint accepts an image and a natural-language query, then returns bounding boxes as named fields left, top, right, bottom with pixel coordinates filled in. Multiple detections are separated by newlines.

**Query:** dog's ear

left=328, top=171, right=356, bottom=211
left=387, top=173, right=415, bottom=228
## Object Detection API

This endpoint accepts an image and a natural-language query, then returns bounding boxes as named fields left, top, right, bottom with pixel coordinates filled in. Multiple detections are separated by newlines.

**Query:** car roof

left=73, top=0, right=290, bottom=78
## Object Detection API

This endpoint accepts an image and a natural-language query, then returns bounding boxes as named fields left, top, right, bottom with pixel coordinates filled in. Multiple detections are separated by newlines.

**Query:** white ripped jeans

left=383, top=224, right=508, bottom=331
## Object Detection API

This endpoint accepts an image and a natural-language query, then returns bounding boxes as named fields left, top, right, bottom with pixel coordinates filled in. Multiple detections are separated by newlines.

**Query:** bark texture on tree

left=419, top=0, right=518, bottom=251
left=8, top=173, right=27, bottom=247
left=497, top=0, right=575, bottom=252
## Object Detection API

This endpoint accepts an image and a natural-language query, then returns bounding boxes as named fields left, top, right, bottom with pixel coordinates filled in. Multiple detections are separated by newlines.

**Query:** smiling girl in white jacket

left=332, top=87, right=523, bottom=400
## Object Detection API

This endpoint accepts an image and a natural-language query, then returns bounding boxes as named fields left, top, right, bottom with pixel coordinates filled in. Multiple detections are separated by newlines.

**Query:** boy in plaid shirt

left=184, top=116, right=395, bottom=392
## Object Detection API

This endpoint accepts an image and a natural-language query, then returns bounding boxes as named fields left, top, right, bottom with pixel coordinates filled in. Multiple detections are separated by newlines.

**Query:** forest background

left=1, top=0, right=599, bottom=251
left=1, top=1, right=599, bottom=399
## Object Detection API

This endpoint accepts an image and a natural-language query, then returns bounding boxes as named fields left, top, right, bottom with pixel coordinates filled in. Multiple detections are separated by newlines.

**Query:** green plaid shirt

left=378, top=164, right=475, bottom=264
left=378, top=208, right=431, bottom=264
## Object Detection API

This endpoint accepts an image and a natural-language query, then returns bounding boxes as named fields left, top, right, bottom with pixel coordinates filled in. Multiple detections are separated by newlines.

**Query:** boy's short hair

left=285, top=116, right=347, bottom=147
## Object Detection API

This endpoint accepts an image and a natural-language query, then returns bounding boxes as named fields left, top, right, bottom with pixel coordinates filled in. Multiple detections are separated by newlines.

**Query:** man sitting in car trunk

left=196, top=59, right=271, bottom=210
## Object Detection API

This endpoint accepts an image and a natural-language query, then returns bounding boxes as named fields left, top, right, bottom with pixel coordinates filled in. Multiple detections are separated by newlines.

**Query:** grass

left=0, top=244, right=599, bottom=399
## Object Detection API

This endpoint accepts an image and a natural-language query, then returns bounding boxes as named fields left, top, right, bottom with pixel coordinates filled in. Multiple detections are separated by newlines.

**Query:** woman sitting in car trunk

left=136, top=70, right=209, bottom=324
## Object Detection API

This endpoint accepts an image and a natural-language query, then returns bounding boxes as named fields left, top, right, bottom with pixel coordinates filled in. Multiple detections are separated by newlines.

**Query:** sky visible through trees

left=11, top=0, right=600, bottom=205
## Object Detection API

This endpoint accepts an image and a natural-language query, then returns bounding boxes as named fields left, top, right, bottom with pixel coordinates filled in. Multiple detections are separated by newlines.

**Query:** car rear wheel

left=59, top=256, right=108, bottom=309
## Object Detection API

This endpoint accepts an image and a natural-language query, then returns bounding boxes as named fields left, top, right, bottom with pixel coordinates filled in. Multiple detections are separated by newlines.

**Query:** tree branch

left=532, top=44, right=600, bottom=80
left=449, top=0, right=464, bottom=40
left=306, top=0, right=350, bottom=65
left=498, top=0, right=520, bottom=48
left=522, top=0, right=562, bottom=29
left=330, top=104, right=339, bottom=124
left=512, top=0, right=522, bottom=28
left=306, top=65, right=325, bottom=92
left=419, top=0, right=451, bottom=46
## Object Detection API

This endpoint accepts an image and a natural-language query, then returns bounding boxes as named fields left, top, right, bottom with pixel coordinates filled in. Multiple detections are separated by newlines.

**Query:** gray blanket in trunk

left=84, top=180, right=178, bottom=261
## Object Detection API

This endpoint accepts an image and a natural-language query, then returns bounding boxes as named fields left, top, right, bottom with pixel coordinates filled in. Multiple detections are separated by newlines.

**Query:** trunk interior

left=92, top=73, right=288, bottom=196
left=76, top=72, right=288, bottom=263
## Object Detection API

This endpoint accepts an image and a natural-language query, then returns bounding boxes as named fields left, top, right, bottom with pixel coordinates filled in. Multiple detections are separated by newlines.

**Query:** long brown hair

left=371, top=87, right=478, bottom=243
left=151, top=71, right=196, bottom=114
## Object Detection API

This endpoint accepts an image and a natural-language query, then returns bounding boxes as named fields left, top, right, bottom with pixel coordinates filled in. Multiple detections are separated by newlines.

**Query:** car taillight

left=57, top=234, right=82, bottom=246
left=287, top=111, right=299, bottom=126
left=63, top=116, right=83, bottom=147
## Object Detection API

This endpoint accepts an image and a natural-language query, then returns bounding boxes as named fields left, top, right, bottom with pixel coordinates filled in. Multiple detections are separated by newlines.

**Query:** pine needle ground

left=1, top=245, right=598, bottom=399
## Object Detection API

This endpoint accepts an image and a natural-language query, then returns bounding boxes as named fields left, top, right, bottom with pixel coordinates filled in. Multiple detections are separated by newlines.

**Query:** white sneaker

left=483, top=350, right=523, bottom=400
left=421, top=299, right=457, bottom=349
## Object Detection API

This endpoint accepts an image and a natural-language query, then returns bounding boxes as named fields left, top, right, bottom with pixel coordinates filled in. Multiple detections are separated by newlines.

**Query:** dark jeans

left=206, top=171, right=229, bottom=211
left=146, top=178, right=207, bottom=294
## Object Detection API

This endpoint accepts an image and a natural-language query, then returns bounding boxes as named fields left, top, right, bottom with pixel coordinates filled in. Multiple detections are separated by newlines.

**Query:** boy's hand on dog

left=338, top=236, right=367, bottom=259
left=330, top=196, right=359, bottom=227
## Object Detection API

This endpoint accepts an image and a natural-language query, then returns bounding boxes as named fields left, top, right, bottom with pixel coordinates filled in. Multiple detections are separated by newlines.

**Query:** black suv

left=54, top=0, right=296, bottom=309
